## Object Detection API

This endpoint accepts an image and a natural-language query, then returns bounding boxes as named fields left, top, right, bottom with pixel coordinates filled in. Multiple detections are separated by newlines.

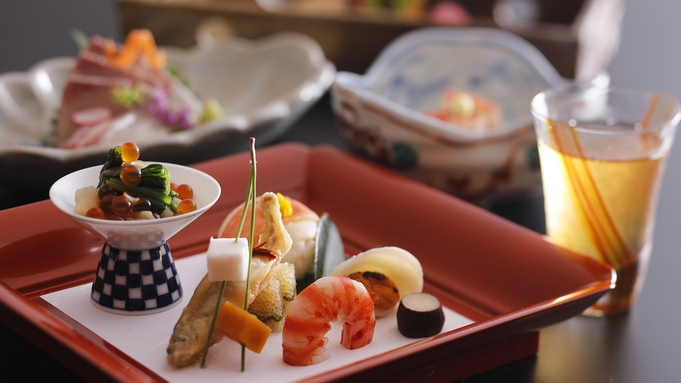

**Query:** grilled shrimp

left=166, top=192, right=292, bottom=367
left=282, top=276, right=376, bottom=366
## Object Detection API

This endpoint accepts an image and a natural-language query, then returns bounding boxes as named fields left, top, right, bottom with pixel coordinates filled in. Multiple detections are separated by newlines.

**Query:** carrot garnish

left=104, top=29, right=166, bottom=69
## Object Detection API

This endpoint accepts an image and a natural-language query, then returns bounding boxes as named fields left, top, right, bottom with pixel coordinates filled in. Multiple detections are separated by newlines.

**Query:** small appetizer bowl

left=50, top=163, right=221, bottom=314
left=331, top=27, right=570, bottom=204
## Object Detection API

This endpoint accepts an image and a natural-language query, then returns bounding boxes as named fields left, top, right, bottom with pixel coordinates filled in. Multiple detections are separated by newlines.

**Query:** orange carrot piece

left=215, top=300, right=272, bottom=354
left=104, top=29, right=166, bottom=69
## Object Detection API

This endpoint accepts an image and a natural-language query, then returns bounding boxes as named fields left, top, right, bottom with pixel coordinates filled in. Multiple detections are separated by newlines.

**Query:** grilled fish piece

left=166, top=192, right=292, bottom=367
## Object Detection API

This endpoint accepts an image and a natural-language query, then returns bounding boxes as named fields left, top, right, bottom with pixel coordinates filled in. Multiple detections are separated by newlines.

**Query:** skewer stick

left=200, top=138, right=257, bottom=370
left=241, top=138, right=257, bottom=372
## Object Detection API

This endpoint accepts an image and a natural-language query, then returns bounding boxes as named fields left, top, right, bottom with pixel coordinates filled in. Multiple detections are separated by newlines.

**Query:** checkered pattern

left=91, top=242, right=183, bottom=312
left=106, top=229, right=165, bottom=251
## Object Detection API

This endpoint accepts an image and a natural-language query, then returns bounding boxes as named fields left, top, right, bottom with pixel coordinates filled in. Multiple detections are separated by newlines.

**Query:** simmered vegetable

left=396, top=293, right=445, bottom=338
left=215, top=300, right=271, bottom=354
left=98, top=143, right=177, bottom=214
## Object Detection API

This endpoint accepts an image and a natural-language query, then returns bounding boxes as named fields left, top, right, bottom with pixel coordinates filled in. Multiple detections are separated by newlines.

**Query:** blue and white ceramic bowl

left=331, top=27, right=570, bottom=204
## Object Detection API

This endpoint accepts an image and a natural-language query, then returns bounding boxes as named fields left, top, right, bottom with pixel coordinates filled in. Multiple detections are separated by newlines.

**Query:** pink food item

left=282, top=276, right=376, bottom=366
left=428, top=1, right=471, bottom=26
left=426, top=89, right=504, bottom=131
left=57, top=31, right=200, bottom=148
left=72, top=37, right=169, bottom=88
left=70, top=106, right=113, bottom=127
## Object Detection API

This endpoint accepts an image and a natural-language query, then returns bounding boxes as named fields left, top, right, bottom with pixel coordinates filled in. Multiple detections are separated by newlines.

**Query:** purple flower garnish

left=144, top=87, right=192, bottom=130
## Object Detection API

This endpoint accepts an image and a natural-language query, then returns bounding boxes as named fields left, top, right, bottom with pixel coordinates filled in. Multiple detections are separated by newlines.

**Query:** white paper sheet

left=42, top=253, right=473, bottom=382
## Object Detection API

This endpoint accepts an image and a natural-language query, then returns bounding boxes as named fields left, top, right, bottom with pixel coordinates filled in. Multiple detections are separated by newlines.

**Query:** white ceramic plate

left=0, top=32, right=335, bottom=192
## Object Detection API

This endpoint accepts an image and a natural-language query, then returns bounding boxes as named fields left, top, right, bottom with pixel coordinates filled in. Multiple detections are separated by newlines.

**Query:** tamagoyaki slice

left=330, top=246, right=424, bottom=317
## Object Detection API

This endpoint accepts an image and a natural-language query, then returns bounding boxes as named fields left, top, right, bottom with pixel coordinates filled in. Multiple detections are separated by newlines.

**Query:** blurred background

left=2, top=0, right=678, bottom=210
left=0, top=0, right=677, bottom=96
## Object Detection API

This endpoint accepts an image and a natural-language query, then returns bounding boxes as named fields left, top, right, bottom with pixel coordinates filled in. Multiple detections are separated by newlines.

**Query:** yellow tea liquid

left=539, top=141, right=667, bottom=315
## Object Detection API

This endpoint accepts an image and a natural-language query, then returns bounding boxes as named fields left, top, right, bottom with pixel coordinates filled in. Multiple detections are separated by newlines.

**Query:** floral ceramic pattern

left=372, top=42, right=552, bottom=123
left=332, top=27, right=568, bottom=204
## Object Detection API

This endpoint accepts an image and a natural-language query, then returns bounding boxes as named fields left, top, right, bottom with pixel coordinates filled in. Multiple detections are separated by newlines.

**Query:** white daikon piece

left=206, top=237, right=249, bottom=282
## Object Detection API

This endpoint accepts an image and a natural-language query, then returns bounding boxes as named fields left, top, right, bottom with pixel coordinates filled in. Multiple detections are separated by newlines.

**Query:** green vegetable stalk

left=98, top=145, right=124, bottom=180
left=98, top=145, right=177, bottom=214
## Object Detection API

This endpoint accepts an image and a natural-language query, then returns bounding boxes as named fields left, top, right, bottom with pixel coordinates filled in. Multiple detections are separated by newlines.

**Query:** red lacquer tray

left=0, top=143, right=614, bottom=382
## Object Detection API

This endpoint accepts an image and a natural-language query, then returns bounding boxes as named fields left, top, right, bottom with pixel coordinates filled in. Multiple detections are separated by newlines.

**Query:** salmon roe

left=175, top=199, right=197, bottom=215
left=121, top=142, right=140, bottom=163
left=81, top=142, right=200, bottom=220
left=174, top=183, right=194, bottom=200
left=121, top=164, right=142, bottom=186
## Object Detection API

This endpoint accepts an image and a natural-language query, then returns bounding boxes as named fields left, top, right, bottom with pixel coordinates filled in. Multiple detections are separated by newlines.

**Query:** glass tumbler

left=531, top=84, right=680, bottom=316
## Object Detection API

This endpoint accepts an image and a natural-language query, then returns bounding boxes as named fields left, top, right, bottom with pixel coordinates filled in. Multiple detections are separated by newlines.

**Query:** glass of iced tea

left=531, top=84, right=680, bottom=316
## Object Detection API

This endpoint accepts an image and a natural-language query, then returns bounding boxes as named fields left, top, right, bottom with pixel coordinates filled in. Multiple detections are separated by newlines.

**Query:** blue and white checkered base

left=91, top=242, right=183, bottom=314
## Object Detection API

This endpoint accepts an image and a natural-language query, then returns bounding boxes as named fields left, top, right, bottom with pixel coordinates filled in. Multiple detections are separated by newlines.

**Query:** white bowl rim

left=49, top=162, right=221, bottom=226
left=362, top=27, right=564, bottom=86
left=333, top=27, right=568, bottom=141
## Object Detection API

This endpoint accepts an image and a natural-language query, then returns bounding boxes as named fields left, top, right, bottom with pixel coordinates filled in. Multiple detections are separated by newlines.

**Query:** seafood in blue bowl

left=331, top=27, right=573, bottom=204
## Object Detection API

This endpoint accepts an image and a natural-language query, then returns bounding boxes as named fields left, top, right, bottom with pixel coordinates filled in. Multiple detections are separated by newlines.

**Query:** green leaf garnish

left=112, top=85, right=146, bottom=108
left=296, top=213, right=346, bottom=293
left=168, top=67, right=190, bottom=88
left=71, top=29, right=89, bottom=51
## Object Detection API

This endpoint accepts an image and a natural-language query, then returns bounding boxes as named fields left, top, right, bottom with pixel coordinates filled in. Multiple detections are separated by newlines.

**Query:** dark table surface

left=2, top=92, right=681, bottom=382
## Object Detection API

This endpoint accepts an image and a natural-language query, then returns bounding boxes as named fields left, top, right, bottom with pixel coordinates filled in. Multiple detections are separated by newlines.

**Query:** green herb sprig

left=200, top=137, right=257, bottom=370
left=71, top=29, right=89, bottom=51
